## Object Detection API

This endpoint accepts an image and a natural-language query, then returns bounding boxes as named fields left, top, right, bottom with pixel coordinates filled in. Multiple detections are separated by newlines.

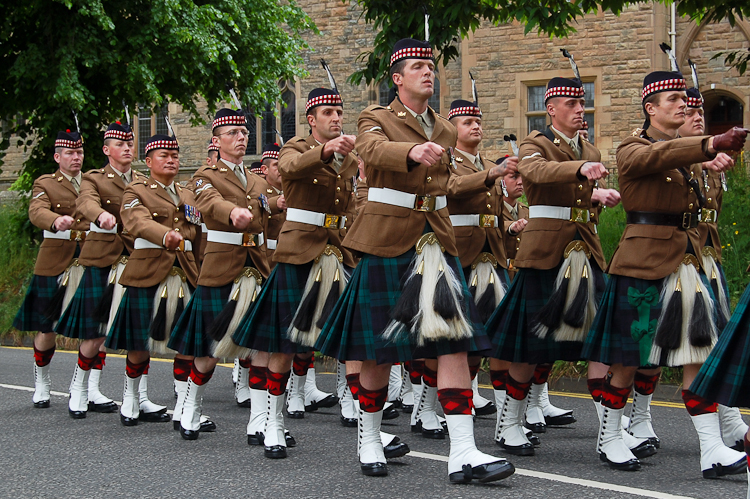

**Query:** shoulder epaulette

left=631, top=128, right=644, bottom=137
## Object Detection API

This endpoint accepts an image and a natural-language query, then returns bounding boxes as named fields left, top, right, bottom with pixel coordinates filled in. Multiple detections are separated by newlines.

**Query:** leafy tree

left=0, top=0, right=316, bottom=189
left=348, top=0, right=750, bottom=86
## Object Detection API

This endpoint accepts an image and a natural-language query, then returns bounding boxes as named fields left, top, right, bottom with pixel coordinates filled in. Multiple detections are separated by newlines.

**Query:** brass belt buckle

left=414, top=195, right=436, bottom=212
left=681, top=213, right=698, bottom=229
left=479, top=214, right=496, bottom=228
left=569, top=207, right=588, bottom=223
left=242, top=233, right=258, bottom=247
left=323, top=214, right=341, bottom=229
left=700, top=208, right=717, bottom=224
left=72, top=230, right=85, bottom=242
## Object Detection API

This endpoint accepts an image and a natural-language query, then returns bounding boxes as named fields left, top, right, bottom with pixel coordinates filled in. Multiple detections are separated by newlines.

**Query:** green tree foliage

left=348, top=0, right=750, bottom=85
left=0, top=0, right=316, bottom=189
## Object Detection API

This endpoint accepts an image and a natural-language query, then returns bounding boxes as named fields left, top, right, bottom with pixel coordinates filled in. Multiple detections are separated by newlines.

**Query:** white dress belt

left=266, top=239, right=277, bottom=250
left=285, top=207, right=347, bottom=229
left=89, top=222, right=118, bottom=234
left=43, top=229, right=89, bottom=240
left=528, top=205, right=591, bottom=223
left=206, top=229, right=265, bottom=247
left=201, top=223, right=208, bottom=232
left=368, top=187, right=447, bottom=212
left=134, top=237, right=193, bottom=252
left=449, top=214, right=499, bottom=228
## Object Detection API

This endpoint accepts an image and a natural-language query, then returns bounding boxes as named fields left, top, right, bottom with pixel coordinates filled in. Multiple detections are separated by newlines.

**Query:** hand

left=488, top=156, right=518, bottom=182
left=53, top=215, right=75, bottom=232
left=97, top=211, right=117, bottom=230
left=509, top=218, right=528, bottom=235
left=703, top=153, right=735, bottom=173
left=229, top=207, right=253, bottom=231
left=164, top=230, right=184, bottom=251
left=710, top=127, right=749, bottom=152
left=503, top=156, right=519, bottom=172
left=408, top=142, right=445, bottom=167
left=579, top=162, right=608, bottom=181
left=276, top=194, right=287, bottom=211
left=322, top=134, right=356, bottom=159
left=591, top=188, right=621, bottom=208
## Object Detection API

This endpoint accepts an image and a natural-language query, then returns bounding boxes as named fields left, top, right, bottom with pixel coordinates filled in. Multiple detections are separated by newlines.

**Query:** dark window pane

left=280, top=89, right=296, bottom=142
left=138, top=107, right=151, bottom=160
left=379, top=80, right=393, bottom=106
left=245, top=115, right=257, bottom=155
left=584, top=82, right=595, bottom=108
left=584, top=112, right=595, bottom=145
left=428, top=77, right=440, bottom=113
left=155, top=104, right=169, bottom=136
left=528, top=115, right=546, bottom=134
left=261, top=104, right=275, bottom=148
left=528, top=86, right=546, bottom=112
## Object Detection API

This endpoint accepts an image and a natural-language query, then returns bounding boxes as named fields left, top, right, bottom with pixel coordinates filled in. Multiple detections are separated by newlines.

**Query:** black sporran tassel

left=689, top=284, right=713, bottom=347
left=475, top=273, right=496, bottom=324
left=174, top=290, right=185, bottom=327
left=391, top=260, right=423, bottom=324
left=149, top=289, right=168, bottom=342
left=316, top=269, right=341, bottom=329
left=654, top=278, right=683, bottom=350
left=433, top=264, right=459, bottom=320
left=533, top=265, right=570, bottom=331
left=563, top=265, right=589, bottom=328
left=43, top=280, right=67, bottom=322
left=93, top=278, right=115, bottom=323
left=293, top=268, right=322, bottom=332
left=208, top=288, right=240, bottom=341
left=469, top=273, right=478, bottom=299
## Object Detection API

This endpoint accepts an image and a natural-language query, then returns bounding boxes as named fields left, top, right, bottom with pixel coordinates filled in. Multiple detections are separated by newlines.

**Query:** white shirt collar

left=550, top=125, right=580, bottom=148
left=220, top=158, right=244, bottom=171
left=60, top=171, right=82, bottom=184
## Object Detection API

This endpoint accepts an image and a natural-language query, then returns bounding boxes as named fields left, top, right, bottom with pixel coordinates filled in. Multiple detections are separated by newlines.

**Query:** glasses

left=219, top=129, right=250, bottom=139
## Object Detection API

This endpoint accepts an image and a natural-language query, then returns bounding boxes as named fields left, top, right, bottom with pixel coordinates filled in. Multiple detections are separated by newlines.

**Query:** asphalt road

left=0, top=346, right=747, bottom=499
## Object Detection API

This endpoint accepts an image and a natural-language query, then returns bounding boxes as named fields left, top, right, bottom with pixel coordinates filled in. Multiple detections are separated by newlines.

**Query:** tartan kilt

left=690, top=282, right=750, bottom=407
left=105, top=286, right=158, bottom=352
left=314, top=250, right=490, bottom=364
left=232, top=262, right=314, bottom=355
left=13, top=274, right=62, bottom=332
left=485, top=262, right=605, bottom=364
left=55, top=265, right=110, bottom=340
left=582, top=271, right=718, bottom=368
left=167, top=283, right=232, bottom=357
left=715, top=261, right=731, bottom=333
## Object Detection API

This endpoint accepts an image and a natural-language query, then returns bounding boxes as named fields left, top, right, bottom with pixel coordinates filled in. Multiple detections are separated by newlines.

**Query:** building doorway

left=703, top=92, right=744, bottom=135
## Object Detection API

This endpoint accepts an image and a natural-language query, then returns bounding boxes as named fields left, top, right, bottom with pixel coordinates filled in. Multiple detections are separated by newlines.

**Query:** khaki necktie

left=167, top=185, right=180, bottom=205
left=71, top=177, right=80, bottom=194
left=121, top=173, right=131, bottom=185
left=475, top=156, right=484, bottom=171
left=570, top=139, right=581, bottom=160
left=234, top=166, right=247, bottom=188
left=417, top=115, right=433, bottom=140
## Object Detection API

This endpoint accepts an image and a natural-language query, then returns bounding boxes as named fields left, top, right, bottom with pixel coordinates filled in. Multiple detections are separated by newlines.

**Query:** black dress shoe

left=382, top=406, right=399, bottom=420
left=498, top=438, right=534, bottom=456
left=449, top=460, right=516, bottom=484
left=383, top=441, right=410, bottom=459
left=525, top=421, right=547, bottom=433
left=200, top=419, right=217, bottom=432
left=33, top=400, right=50, bottom=409
left=630, top=441, right=657, bottom=459
left=421, top=427, right=445, bottom=439
left=361, top=462, right=388, bottom=476
left=475, top=401, right=497, bottom=416
left=528, top=434, right=541, bottom=446
left=248, top=432, right=264, bottom=446
left=180, top=427, right=199, bottom=440
left=400, top=403, right=414, bottom=413
left=88, top=401, right=118, bottom=413
left=287, top=410, right=305, bottom=419
left=236, top=399, right=251, bottom=408
left=139, top=411, right=170, bottom=423
left=545, top=413, right=576, bottom=426
left=120, top=415, right=139, bottom=427
left=341, top=415, right=357, bottom=427
left=69, top=410, right=87, bottom=419
left=264, top=445, right=287, bottom=459
left=702, top=457, right=747, bottom=479
left=599, top=453, right=640, bottom=471
left=285, top=430, right=296, bottom=448
left=645, top=436, right=661, bottom=449
left=305, top=394, right=338, bottom=412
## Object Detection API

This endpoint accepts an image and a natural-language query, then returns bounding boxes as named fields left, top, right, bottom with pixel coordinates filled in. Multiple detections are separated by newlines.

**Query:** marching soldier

left=168, top=108, right=280, bottom=440
left=14, top=129, right=89, bottom=410
left=500, top=160, right=527, bottom=281
left=582, top=70, right=748, bottom=477
left=314, top=38, right=514, bottom=483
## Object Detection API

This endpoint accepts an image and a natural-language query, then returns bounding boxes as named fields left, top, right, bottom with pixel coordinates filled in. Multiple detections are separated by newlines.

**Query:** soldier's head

left=500, top=159, right=524, bottom=202
left=144, top=134, right=179, bottom=183
left=211, top=108, right=248, bottom=162
left=545, top=78, right=585, bottom=137
left=306, top=88, right=344, bottom=142
left=261, top=143, right=281, bottom=186
left=448, top=100, right=483, bottom=149
left=102, top=121, right=134, bottom=170
left=54, top=130, right=84, bottom=177
left=390, top=39, right=435, bottom=103
left=206, top=143, right=220, bottom=166
left=580, top=120, right=589, bottom=142
left=641, top=71, right=687, bottom=132
left=678, top=87, right=705, bottom=137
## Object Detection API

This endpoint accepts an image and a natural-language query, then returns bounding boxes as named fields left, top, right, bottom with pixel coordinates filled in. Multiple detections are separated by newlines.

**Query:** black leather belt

left=626, top=211, right=699, bottom=230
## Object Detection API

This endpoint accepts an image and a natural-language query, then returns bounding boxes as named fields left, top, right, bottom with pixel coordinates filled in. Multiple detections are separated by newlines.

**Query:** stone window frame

left=134, top=103, right=170, bottom=161
left=246, top=79, right=300, bottom=156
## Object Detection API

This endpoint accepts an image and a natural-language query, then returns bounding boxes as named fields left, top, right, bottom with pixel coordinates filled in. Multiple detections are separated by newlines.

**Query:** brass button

left=426, top=176, right=432, bottom=182
left=516, top=237, right=521, bottom=242
left=56, top=203, right=61, bottom=208
left=578, top=184, right=583, bottom=190
left=689, top=187, right=694, bottom=193
left=175, top=207, right=179, bottom=212
left=313, top=179, right=318, bottom=184
left=708, top=197, right=712, bottom=202
left=486, top=203, right=491, bottom=209
left=76, top=218, right=81, bottom=223
left=336, top=186, right=341, bottom=192
left=268, top=215, right=272, bottom=219
left=486, top=192, right=491, bottom=197
left=337, top=174, right=341, bottom=179
left=666, top=177, right=672, bottom=182
left=590, top=211, right=595, bottom=217
left=247, top=195, right=251, bottom=199
left=106, top=200, right=111, bottom=204
left=688, top=203, right=694, bottom=209
left=175, top=228, right=180, bottom=232
left=576, top=199, right=581, bottom=206
left=153, top=212, right=158, bottom=216
left=249, top=205, right=253, bottom=210
left=335, top=199, right=340, bottom=205
left=174, top=217, right=179, bottom=222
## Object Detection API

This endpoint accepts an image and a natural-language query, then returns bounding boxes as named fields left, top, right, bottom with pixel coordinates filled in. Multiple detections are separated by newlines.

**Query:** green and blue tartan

left=167, top=283, right=232, bottom=357
left=105, top=286, right=158, bottom=352
left=55, top=265, right=110, bottom=340
left=13, top=274, right=62, bottom=332
left=314, top=249, right=490, bottom=364
left=233, top=262, right=319, bottom=355
left=690, top=282, right=750, bottom=408
left=485, top=262, right=605, bottom=364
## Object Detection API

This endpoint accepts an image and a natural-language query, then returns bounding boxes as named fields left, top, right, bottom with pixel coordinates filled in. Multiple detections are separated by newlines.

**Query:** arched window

left=246, top=80, right=297, bottom=155
left=280, top=87, right=296, bottom=141
left=379, top=80, right=393, bottom=106
left=704, top=92, right=744, bottom=135
left=428, top=75, right=440, bottom=113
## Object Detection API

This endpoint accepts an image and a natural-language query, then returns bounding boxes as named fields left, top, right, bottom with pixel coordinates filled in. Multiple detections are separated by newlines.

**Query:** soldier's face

left=54, top=148, right=84, bottom=177
left=646, top=91, right=687, bottom=130
left=103, top=139, right=134, bottom=166
left=214, top=126, right=249, bottom=158
left=547, top=97, right=585, bottom=134
left=309, top=106, right=343, bottom=140
left=393, top=59, right=435, bottom=100
left=206, top=150, right=219, bottom=166
left=679, top=106, right=705, bottom=137
left=265, top=159, right=281, bottom=186
left=146, top=149, right=180, bottom=179
left=453, top=116, right=482, bottom=146
left=503, top=170, right=524, bottom=200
